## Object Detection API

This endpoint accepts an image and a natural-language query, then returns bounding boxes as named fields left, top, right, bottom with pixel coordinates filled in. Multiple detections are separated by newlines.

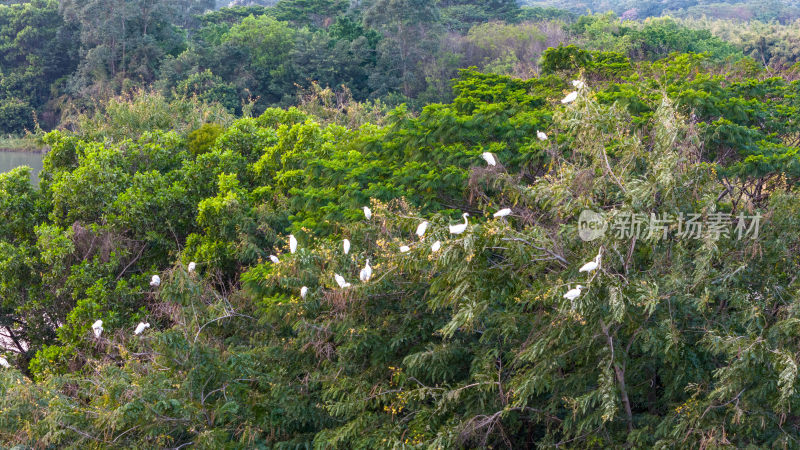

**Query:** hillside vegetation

left=2, top=0, right=800, bottom=135
left=1, top=33, right=800, bottom=445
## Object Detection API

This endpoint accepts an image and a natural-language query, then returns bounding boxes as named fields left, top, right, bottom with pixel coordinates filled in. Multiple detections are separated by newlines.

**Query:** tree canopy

left=2, top=43, right=800, bottom=446
left=3, top=1, right=800, bottom=448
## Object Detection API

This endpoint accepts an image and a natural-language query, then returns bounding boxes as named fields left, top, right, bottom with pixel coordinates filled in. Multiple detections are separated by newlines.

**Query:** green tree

left=364, top=0, right=443, bottom=97
left=175, top=69, right=240, bottom=113
left=60, top=0, right=186, bottom=97
left=221, top=14, right=298, bottom=105
left=0, top=0, right=79, bottom=129
left=0, top=99, right=35, bottom=134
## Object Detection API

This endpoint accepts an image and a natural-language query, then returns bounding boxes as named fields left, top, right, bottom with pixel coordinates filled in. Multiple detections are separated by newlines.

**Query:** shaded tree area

left=7, top=0, right=799, bottom=135
left=3, top=48, right=800, bottom=446
left=0, top=0, right=79, bottom=131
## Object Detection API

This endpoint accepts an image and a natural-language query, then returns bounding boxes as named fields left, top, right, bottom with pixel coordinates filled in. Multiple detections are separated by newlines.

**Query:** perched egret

left=536, top=130, right=548, bottom=141
left=334, top=273, right=351, bottom=288
left=0, top=356, right=9, bottom=369
left=343, top=239, right=351, bottom=255
left=134, top=322, right=150, bottom=335
left=493, top=208, right=512, bottom=218
left=416, top=221, right=429, bottom=238
left=289, top=235, right=298, bottom=254
left=399, top=245, right=411, bottom=253
left=150, top=275, right=161, bottom=287
left=187, top=262, right=196, bottom=273
left=360, top=259, right=372, bottom=282
left=579, top=250, right=602, bottom=273
left=92, top=320, right=103, bottom=338
left=563, top=285, right=584, bottom=301
left=363, top=206, right=372, bottom=220
left=269, top=255, right=280, bottom=264
left=561, top=91, right=578, bottom=104
left=572, top=79, right=585, bottom=89
left=481, top=152, right=497, bottom=167
left=431, top=240, right=442, bottom=252
left=300, top=286, right=308, bottom=298
left=449, top=213, right=469, bottom=235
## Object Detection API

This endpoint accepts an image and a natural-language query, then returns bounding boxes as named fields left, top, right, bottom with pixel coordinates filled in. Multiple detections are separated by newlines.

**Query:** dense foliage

left=2, top=33, right=800, bottom=446
left=3, top=0, right=800, bottom=136
left=524, top=0, right=800, bottom=23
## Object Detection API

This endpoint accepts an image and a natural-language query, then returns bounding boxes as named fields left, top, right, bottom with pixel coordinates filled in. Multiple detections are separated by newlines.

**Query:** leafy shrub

left=187, top=123, right=224, bottom=156
left=0, top=98, right=35, bottom=135
left=175, top=69, right=240, bottom=113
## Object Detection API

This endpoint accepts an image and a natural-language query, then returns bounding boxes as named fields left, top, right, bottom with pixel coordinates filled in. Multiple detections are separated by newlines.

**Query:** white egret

left=334, top=273, right=351, bottom=288
left=289, top=235, right=298, bottom=254
left=187, top=262, right=196, bottom=273
left=360, top=259, right=372, bottom=282
left=363, top=206, right=372, bottom=220
left=493, top=208, right=512, bottom=218
left=150, top=275, right=161, bottom=287
left=481, top=152, right=497, bottom=167
left=536, top=130, right=548, bottom=141
left=572, top=79, right=585, bottom=89
left=561, top=91, right=578, bottom=104
left=416, top=221, right=429, bottom=238
left=449, top=213, right=469, bottom=235
left=563, top=285, right=584, bottom=301
left=343, top=239, right=351, bottom=255
left=399, top=245, right=410, bottom=253
left=431, top=240, right=442, bottom=252
left=92, top=320, right=103, bottom=338
left=301, top=286, right=308, bottom=298
left=0, top=356, right=9, bottom=369
left=579, top=250, right=602, bottom=274
left=134, top=322, right=150, bottom=335
left=269, top=255, right=280, bottom=263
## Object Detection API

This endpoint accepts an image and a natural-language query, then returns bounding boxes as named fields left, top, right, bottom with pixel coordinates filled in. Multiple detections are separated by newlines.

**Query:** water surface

left=0, top=150, right=45, bottom=185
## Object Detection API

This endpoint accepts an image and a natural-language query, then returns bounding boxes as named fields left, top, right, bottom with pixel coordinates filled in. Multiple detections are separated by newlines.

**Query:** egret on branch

left=363, top=206, right=372, bottom=220
left=481, top=152, right=497, bottom=166
left=343, top=239, right=351, bottom=255
left=562, top=91, right=578, bottom=104
left=301, top=286, right=308, bottom=298
left=416, top=221, right=429, bottom=238
left=493, top=208, right=512, bottom=218
left=0, top=356, right=9, bottom=369
left=289, top=235, right=298, bottom=254
left=449, top=213, right=469, bottom=235
left=431, top=240, right=441, bottom=252
left=269, top=255, right=280, bottom=263
left=134, top=322, right=150, bottom=335
left=536, top=130, right=548, bottom=141
left=563, top=285, right=584, bottom=301
left=334, top=273, right=351, bottom=288
left=92, top=320, right=103, bottom=338
left=360, top=259, right=372, bottom=282
left=150, top=275, right=161, bottom=287
left=188, top=262, right=196, bottom=272
left=579, top=250, right=602, bottom=273
left=400, top=245, right=410, bottom=253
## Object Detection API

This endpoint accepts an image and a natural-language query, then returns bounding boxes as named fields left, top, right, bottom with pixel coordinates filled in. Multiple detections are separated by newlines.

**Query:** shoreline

left=0, top=146, right=49, bottom=154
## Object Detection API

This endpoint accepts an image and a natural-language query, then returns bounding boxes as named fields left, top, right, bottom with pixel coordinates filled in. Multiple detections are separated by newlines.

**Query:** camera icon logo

left=578, top=209, right=607, bottom=241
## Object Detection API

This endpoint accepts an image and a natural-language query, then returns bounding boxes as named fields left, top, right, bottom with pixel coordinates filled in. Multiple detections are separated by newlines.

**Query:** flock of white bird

left=563, top=249, right=602, bottom=302
left=1, top=81, right=592, bottom=368
left=273, top=80, right=596, bottom=308
left=86, top=261, right=198, bottom=341
left=285, top=153, right=519, bottom=295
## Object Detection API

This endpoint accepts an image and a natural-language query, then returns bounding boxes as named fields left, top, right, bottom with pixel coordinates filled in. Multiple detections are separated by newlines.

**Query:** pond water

left=0, top=150, right=45, bottom=185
